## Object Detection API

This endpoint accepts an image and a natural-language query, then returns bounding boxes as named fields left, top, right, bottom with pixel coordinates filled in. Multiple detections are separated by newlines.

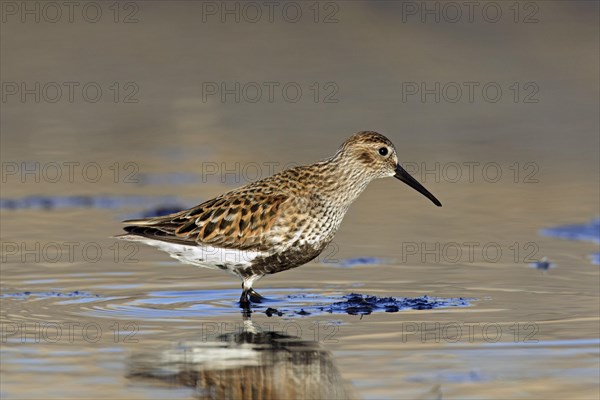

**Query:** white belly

left=119, top=235, right=266, bottom=277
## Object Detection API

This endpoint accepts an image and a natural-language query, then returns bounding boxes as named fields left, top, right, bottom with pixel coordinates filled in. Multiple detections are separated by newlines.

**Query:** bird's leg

left=239, top=286, right=251, bottom=310
left=239, top=280, right=250, bottom=307
left=240, top=306, right=252, bottom=320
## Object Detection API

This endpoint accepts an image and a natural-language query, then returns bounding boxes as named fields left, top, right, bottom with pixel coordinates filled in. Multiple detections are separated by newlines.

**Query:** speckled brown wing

left=122, top=191, right=289, bottom=251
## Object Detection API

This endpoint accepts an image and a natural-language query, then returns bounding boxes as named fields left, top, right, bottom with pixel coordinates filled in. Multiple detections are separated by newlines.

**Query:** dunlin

left=119, top=131, right=441, bottom=308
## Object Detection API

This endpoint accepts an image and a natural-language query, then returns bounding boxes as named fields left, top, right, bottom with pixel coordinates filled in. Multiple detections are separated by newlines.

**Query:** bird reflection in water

left=127, top=315, right=353, bottom=399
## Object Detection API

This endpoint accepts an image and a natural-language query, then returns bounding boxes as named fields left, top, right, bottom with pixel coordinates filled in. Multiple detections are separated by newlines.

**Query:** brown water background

left=1, top=1, right=599, bottom=399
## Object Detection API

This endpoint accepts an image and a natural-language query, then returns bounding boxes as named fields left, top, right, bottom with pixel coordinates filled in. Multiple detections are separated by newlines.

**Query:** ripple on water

left=0, top=290, right=101, bottom=299
left=1, top=288, right=472, bottom=320
left=75, top=289, right=471, bottom=320
left=0, top=290, right=123, bottom=305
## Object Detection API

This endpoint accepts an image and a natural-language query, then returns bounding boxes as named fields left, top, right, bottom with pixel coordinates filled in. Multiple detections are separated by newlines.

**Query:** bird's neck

left=311, top=154, right=372, bottom=207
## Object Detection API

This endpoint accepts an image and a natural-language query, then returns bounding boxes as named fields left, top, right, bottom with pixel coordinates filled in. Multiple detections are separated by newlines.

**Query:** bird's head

left=337, top=131, right=441, bottom=207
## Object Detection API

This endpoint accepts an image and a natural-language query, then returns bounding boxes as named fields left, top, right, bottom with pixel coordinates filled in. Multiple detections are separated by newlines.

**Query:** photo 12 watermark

left=399, top=241, right=540, bottom=265
left=0, top=239, right=341, bottom=266
left=399, top=1, right=540, bottom=24
left=1, top=321, right=139, bottom=344
left=400, top=81, right=540, bottom=104
left=190, top=160, right=540, bottom=185
left=199, top=1, right=340, bottom=24
left=399, top=321, right=539, bottom=343
left=1, top=81, right=140, bottom=104
left=1, top=241, right=140, bottom=265
left=198, top=320, right=340, bottom=344
left=1, top=160, right=539, bottom=186
left=402, top=161, right=540, bottom=184
left=1, top=161, right=140, bottom=184
left=198, top=161, right=299, bottom=184
left=201, top=81, right=339, bottom=103
left=1, top=1, right=141, bottom=23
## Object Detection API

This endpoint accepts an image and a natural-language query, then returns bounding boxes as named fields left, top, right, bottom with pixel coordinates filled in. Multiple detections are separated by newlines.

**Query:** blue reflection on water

left=0, top=195, right=183, bottom=210
left=540, top=218, right=600, bottom=265
left=331, top=257, right=388, bottom=267
left=540, top=218, right=600, bottom=244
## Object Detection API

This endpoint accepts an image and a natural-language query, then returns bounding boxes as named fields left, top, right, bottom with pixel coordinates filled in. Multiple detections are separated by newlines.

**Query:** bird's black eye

left=378, top=147, right=388, bottom=156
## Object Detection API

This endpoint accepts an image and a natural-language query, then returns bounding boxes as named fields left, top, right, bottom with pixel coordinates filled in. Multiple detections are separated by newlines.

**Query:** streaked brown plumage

left=119, top=131, right=441, bottom=308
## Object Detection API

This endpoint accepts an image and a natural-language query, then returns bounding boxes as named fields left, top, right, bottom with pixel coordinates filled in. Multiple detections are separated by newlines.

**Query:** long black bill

left=394, top=164, right=442, bottom=207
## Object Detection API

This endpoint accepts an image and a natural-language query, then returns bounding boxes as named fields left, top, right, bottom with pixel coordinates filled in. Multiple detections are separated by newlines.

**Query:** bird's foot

left=238, top=289, right=268, bottom=316
left=239, top=289, right=266, bottom=305
left=248, top=288, right=267, bottom=303
left=239, top=291, right=253, bottom=317
left=239, top=290, right=251, bottom=307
